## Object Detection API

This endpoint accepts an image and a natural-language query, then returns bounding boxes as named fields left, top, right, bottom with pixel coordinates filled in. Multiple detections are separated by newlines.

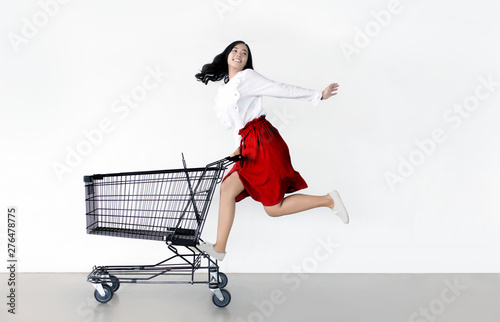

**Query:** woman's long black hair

left=195, top=40, right=253, bottom=85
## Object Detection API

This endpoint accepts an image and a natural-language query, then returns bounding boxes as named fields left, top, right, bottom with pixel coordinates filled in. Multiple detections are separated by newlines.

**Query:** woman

left=195, top=40, right=349, bottom=261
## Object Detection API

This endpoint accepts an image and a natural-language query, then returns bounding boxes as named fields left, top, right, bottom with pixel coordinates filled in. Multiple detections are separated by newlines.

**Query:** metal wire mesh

left=85, top=165, right=223, bottom=245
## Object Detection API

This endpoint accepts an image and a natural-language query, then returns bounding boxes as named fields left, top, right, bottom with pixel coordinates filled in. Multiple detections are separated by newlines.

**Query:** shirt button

left=234, top=106, right=238, bottom=109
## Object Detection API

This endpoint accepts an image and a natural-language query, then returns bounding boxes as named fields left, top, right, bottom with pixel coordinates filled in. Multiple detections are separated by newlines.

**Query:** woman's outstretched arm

left=242, top=69, right=339, bottom=105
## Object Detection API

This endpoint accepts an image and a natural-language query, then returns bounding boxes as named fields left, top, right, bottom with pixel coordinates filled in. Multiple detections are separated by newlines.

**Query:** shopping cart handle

left=225, top=154, right=243, bottom=162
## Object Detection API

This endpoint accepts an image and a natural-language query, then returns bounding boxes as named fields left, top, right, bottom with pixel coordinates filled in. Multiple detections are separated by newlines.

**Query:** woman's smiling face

left=227, top=43, right=249, bottom=72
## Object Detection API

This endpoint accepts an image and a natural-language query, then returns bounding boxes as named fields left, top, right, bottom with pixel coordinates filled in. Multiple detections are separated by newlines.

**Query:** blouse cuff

left=311, top=90, right=323, bottom=107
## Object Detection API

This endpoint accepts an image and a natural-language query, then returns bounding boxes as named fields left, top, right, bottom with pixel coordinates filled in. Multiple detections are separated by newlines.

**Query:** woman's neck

left=228, top=67, right=242, bottom=81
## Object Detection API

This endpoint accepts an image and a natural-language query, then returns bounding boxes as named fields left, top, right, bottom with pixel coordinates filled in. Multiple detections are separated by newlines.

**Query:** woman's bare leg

left=213, top=172, right=245, bottom=253
left=264, top=194, right=334, bottom=217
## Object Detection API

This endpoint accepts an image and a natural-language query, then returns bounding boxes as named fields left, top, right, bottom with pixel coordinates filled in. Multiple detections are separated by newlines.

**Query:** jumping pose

left=195, top=40, right=349, bottom=261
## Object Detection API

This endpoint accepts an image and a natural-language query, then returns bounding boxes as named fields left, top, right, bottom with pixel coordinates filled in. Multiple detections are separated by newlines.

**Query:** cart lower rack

left=84, top=155, right=239, bottom=307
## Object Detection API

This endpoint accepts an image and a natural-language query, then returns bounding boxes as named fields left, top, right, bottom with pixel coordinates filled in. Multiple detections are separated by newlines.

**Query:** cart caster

left=212, top=289, right=231, bottom=308
left=94, top=284, right=113, bottom=303
left=108, top=275, right=120, bottom=292
left=218, top=272, right=228, bottom=289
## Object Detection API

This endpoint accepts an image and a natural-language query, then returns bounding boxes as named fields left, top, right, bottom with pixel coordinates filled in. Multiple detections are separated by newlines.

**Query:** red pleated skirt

left=223, top=115, right=308, bottom=206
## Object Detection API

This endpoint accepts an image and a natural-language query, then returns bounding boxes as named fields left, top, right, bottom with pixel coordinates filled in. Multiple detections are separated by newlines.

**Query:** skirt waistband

left=238, top=115, right=268, bottom=138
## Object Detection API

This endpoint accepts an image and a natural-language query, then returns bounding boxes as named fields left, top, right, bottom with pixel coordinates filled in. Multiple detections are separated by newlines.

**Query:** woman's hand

left=230, top=147, right=240, bottom=157
left=321, top=83, right=339, bottom=100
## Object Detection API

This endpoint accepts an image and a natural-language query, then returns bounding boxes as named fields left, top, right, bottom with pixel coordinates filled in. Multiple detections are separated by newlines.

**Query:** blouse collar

left=225, top=69, right=247, bottom=84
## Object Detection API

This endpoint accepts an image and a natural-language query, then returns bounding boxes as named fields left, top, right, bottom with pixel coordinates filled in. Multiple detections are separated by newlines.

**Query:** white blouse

left=214, top=69, right=322, bottom=143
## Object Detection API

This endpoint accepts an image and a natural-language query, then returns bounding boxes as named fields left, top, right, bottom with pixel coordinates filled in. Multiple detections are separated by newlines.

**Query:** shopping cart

left=83, top=154, right=240, bottom=307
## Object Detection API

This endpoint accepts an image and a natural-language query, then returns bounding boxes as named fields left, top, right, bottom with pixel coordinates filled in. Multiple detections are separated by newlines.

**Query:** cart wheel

left=218, top=272, right=228, bottom=289
left=212, top=289, right=231, bottom=308
left=108, top=275, right=120, bottom=292
left=94, top=284, right=113, bottom=303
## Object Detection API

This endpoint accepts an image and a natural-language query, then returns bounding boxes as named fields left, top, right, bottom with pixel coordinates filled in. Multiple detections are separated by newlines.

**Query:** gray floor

left=1, top=273, right=498, bottom=322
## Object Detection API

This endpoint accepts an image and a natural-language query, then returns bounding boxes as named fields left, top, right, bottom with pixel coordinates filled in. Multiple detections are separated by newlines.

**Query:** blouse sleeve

left=242, top=69, right=323, bottom=106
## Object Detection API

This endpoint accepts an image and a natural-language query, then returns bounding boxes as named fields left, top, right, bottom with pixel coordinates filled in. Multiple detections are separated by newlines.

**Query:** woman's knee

left=219, top=180, right=232, bottom=197
left=264, top=205, right=281, bottom=217
left=220, top=173, right=244, bottom=199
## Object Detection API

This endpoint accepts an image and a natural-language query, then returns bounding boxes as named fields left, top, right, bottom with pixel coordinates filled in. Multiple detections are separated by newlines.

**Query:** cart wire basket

left=84, top=154, right=240, bottom=307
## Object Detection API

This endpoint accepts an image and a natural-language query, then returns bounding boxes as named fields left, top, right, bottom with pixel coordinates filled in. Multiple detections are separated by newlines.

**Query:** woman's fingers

left=330, top=83, right=339, bottom=95
left=323, top=83, right=339, bottom=100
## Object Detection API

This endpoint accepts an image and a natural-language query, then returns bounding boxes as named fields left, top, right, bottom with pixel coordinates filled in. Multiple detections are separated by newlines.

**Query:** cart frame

left=84, top=155, right=240, bottom=307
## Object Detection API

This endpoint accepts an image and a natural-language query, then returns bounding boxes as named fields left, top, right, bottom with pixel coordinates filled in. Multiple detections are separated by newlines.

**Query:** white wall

left=1, top=0, right=499, bottom=273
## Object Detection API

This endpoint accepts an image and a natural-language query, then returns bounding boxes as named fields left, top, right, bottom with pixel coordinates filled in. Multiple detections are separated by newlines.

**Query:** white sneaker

left=198, top=242, right=226, bottom=261
left=329, top=190, right=349, bottom=224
